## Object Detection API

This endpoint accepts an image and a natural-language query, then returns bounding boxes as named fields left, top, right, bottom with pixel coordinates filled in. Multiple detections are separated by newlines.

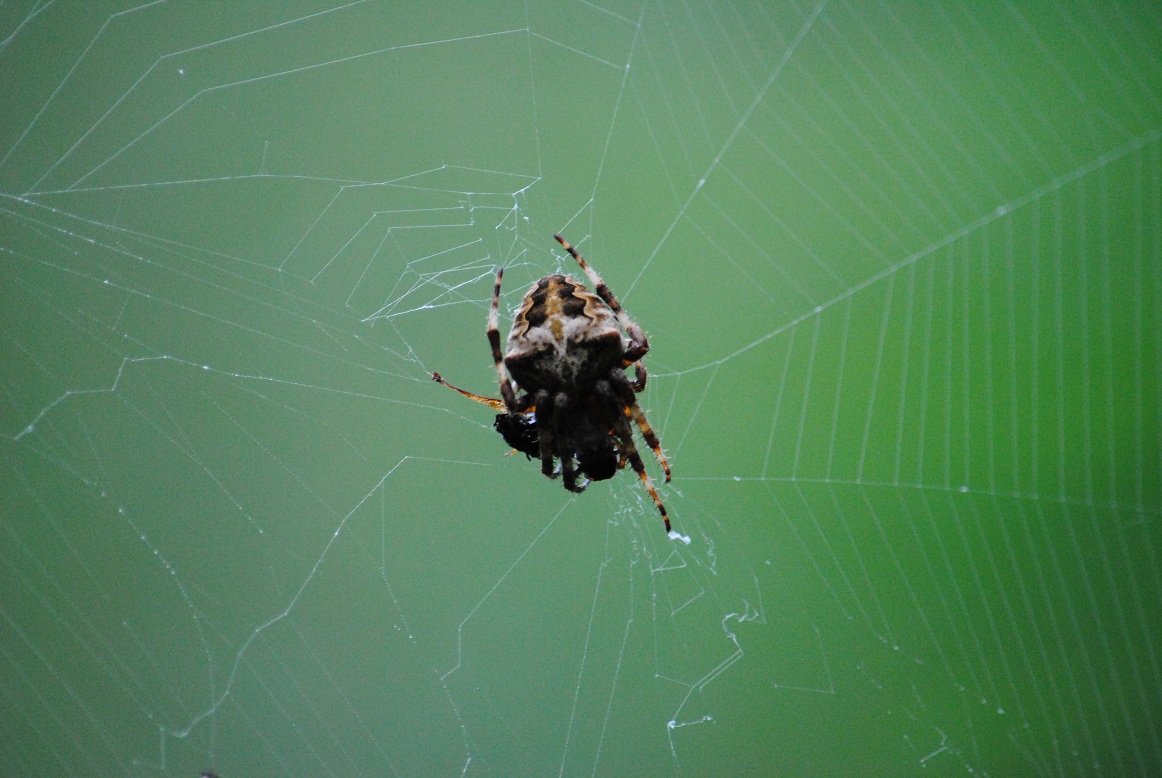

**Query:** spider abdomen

left=504, top=274, right=625, bottom=391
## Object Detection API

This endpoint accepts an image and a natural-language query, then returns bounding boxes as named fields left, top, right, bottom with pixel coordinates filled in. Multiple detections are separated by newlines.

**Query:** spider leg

left=488, top=267, right=528, bottom=413
left=561, top=451, right=582, bottom=490
left=554, top=391, right=588, bottom=493
left=431, top=372, right=506, bottom=410
left=613, top=435, right=628, bottom=469
left=608, top=371, right=670, bottom=481
left=553, top=234, right=621, bottom=310
left=534, top=389, right=557, bottom=479
left=612, top=412, right=671, bottom=532
left=627, top=360, right=647, bottom=392
left=628, top=402, right=671, bottom=482
left=595, top=377, right=670, bottom=531
left=554, top=234, right=650, bottom=364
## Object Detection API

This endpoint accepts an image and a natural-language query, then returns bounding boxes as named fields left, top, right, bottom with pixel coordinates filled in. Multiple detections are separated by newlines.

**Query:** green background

left=2, top=1, right=1160, bottom=775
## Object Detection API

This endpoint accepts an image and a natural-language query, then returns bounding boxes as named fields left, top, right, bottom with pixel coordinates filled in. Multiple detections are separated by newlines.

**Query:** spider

left=432, top=234, right=673, bottom=531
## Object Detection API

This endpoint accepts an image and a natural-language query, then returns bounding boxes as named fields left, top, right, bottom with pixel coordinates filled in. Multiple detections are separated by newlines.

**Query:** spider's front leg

left=534, top=389, right=557, bottom=479
left=611, top=371, right=671, bottom=482
left=622, top=321, right=649, bottom=365
left=598, top=379, right=671, bottom=532
left=553, top=391, right=589, bottom=493
left=622, top=316, right=649, bottom=394
left=626, top=359, right=647, bottom=393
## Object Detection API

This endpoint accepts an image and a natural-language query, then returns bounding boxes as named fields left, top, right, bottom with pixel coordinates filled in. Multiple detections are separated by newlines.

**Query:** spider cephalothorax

left=432, top=234, right=672, bottom=531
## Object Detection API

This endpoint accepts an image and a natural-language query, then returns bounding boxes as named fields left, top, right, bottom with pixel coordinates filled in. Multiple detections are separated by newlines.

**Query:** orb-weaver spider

left=433, top=235, right=672, bottom=531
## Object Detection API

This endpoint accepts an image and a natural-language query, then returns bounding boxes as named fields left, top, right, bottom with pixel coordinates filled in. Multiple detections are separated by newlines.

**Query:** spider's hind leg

left=554, top=234, right=651, bottom=367
left=487, top=267, right=527, bottom=413
left=554, top=234, right=618, bottom=309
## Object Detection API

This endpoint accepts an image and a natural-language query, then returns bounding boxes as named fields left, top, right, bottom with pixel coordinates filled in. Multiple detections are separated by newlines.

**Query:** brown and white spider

left=432, top=234, right=673, bottom=531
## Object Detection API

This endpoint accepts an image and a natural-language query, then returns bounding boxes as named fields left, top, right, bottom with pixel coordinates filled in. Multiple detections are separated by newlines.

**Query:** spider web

left=2, top=1, right=1160, bottom=775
